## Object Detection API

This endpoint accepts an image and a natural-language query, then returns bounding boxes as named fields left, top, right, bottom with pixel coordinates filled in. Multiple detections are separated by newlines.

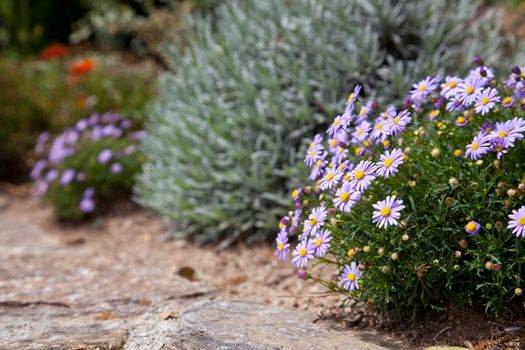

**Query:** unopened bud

left=403, top=98, right=413, bottom=110
left=363, top=245, right=370, bottom=253
left=402, top=234, right=409, bottom=241
left=519, top=183, right=525, bottom=191
left=459, top=239, right=468, bottom=249
left=515, top=288, right=523, bottom=296
left=330, top=218, right=338, bottom=226
left=453, top=264, right=460, bottom=271
left=399, top=220, right=407, bottom=230
left=431, top=148, right=440, bottom=157
left=381, top=265, right=389, bottom=274
left=475, top=160, right=483, bottom=166
left=327, top=208, right=336, bottom=216
left=297, top=270, right=309, bottom=280
left=495, top=221, right=504, bottom=230
left=433, top=259, right=440, bottom=266
left=485, top=223, right=493, bottom=230
left=449, top=177, right=459, bottom=187
left=485, top=261, right=494, bottom=270
left=445, top=197, right=454, bottom=206
left=493, top=160, right=500, bottom=168
left=471, top=182, right=479, bottom=190
left=378, top=247, right=385, bottom=256
left=391, top=252, right=399, bottom=261
left=473, top=56, right=483, bottom=66
left=507, top=189, right=516, bottom=197
left=512, top=65, right=521, bottom=75
left=455, top=251, right=462, bottom=258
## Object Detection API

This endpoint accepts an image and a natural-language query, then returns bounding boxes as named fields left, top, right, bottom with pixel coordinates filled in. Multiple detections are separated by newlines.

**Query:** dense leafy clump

left=276, top=62, right=525, bottom=320
left=31, top=113, right=145, bottom=220
left=137, top=0, right=523, bottom=242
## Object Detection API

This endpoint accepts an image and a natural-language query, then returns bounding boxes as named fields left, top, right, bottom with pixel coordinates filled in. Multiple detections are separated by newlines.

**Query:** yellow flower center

left=498, top=131, right=508, bottom=138
left=519, top=217, right=525, bottom=226
left=347, top=272, right=356, bottom=281
left=457, top=116, right=466, bottom=124
left=363, top=140, right=371, bottom=148
left=340, top=192, right=350, bottom=202
left=418, top=84, right=426, bottom=92
left=466, top=86, right=475, bottom=95
left=393, top=116, right=400, bottom=125
left=315, top=238, right=322, bottom=247
left=383, top=140, right=390, bottom=147
left=359, top=108, right=366, bottom=116
left=330, top=139, right=337, bottom=147
left=299, top=247, right=307, bottom=257
left=316, top=159, right=322, bottom=167
left=343, top=174, right=351, bottom=182
left=448, top=81, right=457, bottom=88
left=326, top=173, right=334, bottom=181
left=333, top=119, right=340, bottom=127
left=429, top=110, right=440, bottom=118
left=338, top=163, right=346, bottom=171
left=384, top=158, right=393, bottom=167
left=278, top=242, right=284, bottom=250
left=310, top=218, right=317, bottom=226
left=354, top=147, right=362, bottom=155
left=454, top=149, right=462, bottom=156
left=471, top=142, right=479, bottom=150
left=279, top=222, right=284, bottom=229
left=481, top=96, right=490, bottom=105
left=347, top=249, right=355, bottom=257
left=348, top=93, right=355, bottom=102
left=357, top=129, right=363, bottom=135
left=309, top=150, right=316, bottom=157
left=466, top=222, right=477, bottom=232
left=355, top=169, right=365, bottom=180
left=338, top=147, right=344, bottom=154
left=381, top=206, right=391, bottom=216
left=503, top=96, right=512, bottom=105
left=375, top=123, right=383, bottom=130
left=292, top=189, right=299, bottom=198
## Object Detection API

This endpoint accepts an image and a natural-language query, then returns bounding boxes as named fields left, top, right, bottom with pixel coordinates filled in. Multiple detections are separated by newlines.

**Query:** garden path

left=0, top=187, right=411, bottom=350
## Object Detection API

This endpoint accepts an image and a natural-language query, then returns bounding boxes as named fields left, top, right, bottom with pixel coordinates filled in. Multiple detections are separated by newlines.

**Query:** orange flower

left=40, top=44, right=67, bottom=60
left=68, top=58, right=96, bottom=75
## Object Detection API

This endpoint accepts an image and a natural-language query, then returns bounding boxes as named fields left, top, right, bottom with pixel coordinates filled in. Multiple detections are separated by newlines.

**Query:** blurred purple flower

left=123, top=145, right=137, bottom=155
left=45, top=169, right=58, bottom=182
left=76, top=172, right=86, bottom=182
left=30, top=160, right=47, bottom=180
left=91, top=126, right=102, bottom=141
left=129, top=130, right=146, bottom=140
left=84, top=187, right=95, bottom=198
left=76, top=119, right=88, bottom=131
left=98, top=149, right=113, bottom=164
left=34, top=180, right=48, bottom=198
left=101, top=112, right=121, bottom=124
left=110, top=163, right=123, bottom=174
left=60, top=169, right=76, bottom=185
left=35, top=132, right=50, bottom=155
left=49, top=135, right=74, bottom=164
left=79, top=197, right=95, bottom=213
left=88, top=113, right=100, bottom=126
left=120, top=120, right=133, bottom=129
left=64, top=129, right=79, bottom=145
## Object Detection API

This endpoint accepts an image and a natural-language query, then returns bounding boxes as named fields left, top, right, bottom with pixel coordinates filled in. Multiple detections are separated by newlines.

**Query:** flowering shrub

left=0, top=54, right=154, bottom=181
left=276, top=60, right=525, bottom=319
left=138, top=0, right=525, bottom=243
left=31, top=112, right=145, bottom=220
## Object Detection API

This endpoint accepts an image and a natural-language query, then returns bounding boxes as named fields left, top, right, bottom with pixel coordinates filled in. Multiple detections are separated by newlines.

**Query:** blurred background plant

left=137, top=0, right=525, bottom=244
left=31, top=112, right=145, bottom=220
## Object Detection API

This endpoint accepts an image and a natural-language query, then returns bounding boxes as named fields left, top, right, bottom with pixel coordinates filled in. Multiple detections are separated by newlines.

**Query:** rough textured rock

left=0, top=219, right=215, bottom=349
left=171, top=300, right=409, bottom=350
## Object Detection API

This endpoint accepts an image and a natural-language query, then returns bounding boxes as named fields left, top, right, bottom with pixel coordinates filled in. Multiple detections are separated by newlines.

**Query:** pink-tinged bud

left=458, top=239, right=468, bottom=249
left=473, top=56, right=483, bottom=66
left=479, top=67, right=487, bottom=77
left=402, top=97, right=413, bottom=110
left=492, top=263, right=501, bottom=272
left=297, top=270, right=308, bottom=280
left=455, top=250, right=462, bottom=258
left=294, top=202, right=302, bottom=209
left=327, top=208, right=336, bottom=216
left=512, top=65, right=521, bottom=75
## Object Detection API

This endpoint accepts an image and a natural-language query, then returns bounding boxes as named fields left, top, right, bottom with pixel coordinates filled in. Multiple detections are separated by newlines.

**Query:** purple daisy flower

left=376, top=149, right=404, bottom=178
left=84, top=187, right=95, bottom=198
left=480, top=122, right=494, bottom=135
left=303, top=205, right=327, bottom=235
left=351, top=120, right=371, bottom=142
left=305, top=135, right=324, bottom=167
left=334, top=182, right=361, bottom=213
left=410, top=76, right=439, bottom=103
left=45, top=169, right=58, bottom=182
left=341, top=261, right=363, bottom=291
left=508, top=206, right=525, bottom=238
left=313, top=229, right=332, bottom=257
left=327, top=115, right=345, bottom=137
left=468, top=66, right=495, bottom=85
left=490, top=137, right=510, bottom=159
left=370, top=118, right=390, bottom=142
left=465, top=133, right=491, bottom=160
left=308, top=155, right=327, bottom=181
left=98, top=149, right=113, bottom=164
left=464, top=221, right=481, bottom=236
left=60, top=168, right=76, bottom=186
left=502, top=96, right=514, bottom=108
left=31, top=160, right=47, bottom=180
left=446, top=96, right=465, bottom=112
left=490, top=118, right=525, bottom=145
left=275, top=230, right=290, bottom=261
left=458, top=77, right=483, bottom=106
left=356, top=100, right=374, bottom=124
left=372, top=195, right=405, bottom=229
left=440, top=76, right=462, bottom=98
left=455, top=115, right=469, bottom=127
left=319, top=167, right=343, bottom=190
left=474, top=88, right=500, bottom=115
left=292, top=239, right=316, bottom=268
left=349, top=161, right=377, bottom=192
left=385, top=110, right=411, bottom=137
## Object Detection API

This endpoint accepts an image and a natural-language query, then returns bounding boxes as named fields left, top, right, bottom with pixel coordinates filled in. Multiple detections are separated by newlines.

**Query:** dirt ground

left=1, top=184, right=523, bottom=349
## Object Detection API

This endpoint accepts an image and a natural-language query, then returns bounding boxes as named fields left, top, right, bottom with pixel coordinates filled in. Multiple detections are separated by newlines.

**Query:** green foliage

left=280, top=67, right=525, bottom=320
left=137, top=0, right=523, bottom=243
left=0, top=55, right=154, bottom=181
left=32, top=113, right=145, bottom=221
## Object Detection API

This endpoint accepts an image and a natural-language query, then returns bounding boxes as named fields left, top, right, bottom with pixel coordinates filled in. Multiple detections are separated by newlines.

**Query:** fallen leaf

left=96, top=311, right=118, bottom=320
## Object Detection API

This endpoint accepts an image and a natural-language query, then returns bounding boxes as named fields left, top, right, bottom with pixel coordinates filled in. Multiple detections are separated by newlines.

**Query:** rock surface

left=0, top=215, right=411, bottom=350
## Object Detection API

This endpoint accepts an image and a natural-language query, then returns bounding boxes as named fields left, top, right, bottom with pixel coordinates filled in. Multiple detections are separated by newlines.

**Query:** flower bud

left=495, top=221, right=504, bottom=230
left=434, top=97, right=445, bottom=108
left=518, top=183, right=525, bottom=191
left=391, top=252, right=399, bottom=261
left=453, top=264, right=460, bottom=271
left=493, top=160, right=500, bottom=168
left=475, top=160, right=483, bottom=166
left=304, top=186, right=311, bottom=194
left=445, top=197, right=454, bottom=206
left=327, top=208, right=336, bottom=216
left=512, top=65, right=521, bottom=75
left=363, top=245, right=370, bottom=253
left=492, top=263, right=501, bottom=272
left=433, top=259, right=440, bottom=266
left=473, top=56, right=483, bottom=66
left=297, top=270, right=309, bottom=280
left=479, top=67, right=487, bottom=77
left=399, top=220, right=407, bottom=230
left=408, top=180, right=416, bottom=188
left=459, top=239, right=468, bottom=249
left=455, top=250, right=462, bottom=258
left=515, top=288, right=523, bottom=296
left=378, top=247, right=385, bottom=256
left=507, top=189, right=516, bottom=197
left=471, top=182, right=479, bottom=190
left=381, top=265, right=389, bottom=274
left=448, top=177, right=459, bottom=187
left=402, top=234, right=409, bottom=241
left=485, top=261, right=494, bottom=270
left=431, top=148, right=440, bottom=157
left=330, top=218, right=338, bottom=226
left=294, top=202, right=302, bottom=209
left=485, top=223, right=493, bottom=230
left=402, top=97, right=413, bottom=110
